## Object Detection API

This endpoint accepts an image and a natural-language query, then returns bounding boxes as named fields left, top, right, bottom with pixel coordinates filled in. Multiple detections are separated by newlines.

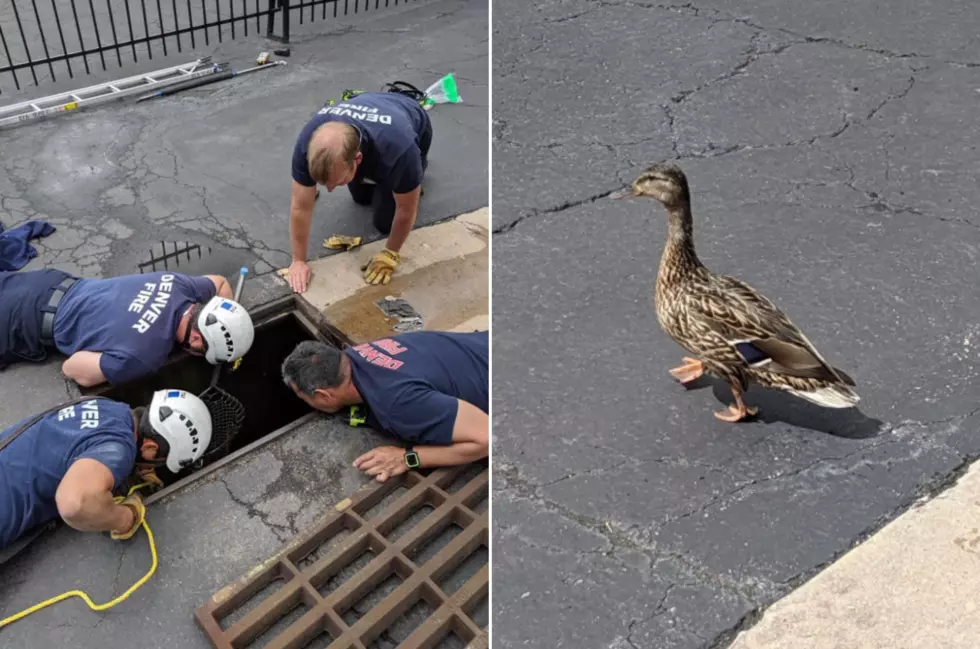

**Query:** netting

left=198, top=385, right=246, bottom=461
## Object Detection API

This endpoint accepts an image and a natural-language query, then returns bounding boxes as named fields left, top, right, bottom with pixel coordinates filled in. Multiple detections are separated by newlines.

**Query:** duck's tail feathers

left=789, top=384, right=860, bottom=409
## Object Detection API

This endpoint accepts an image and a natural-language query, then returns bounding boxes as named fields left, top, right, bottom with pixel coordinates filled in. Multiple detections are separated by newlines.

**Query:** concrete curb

left=729, top=460, right=980, bottom=649
left=283, top=207, right=489, bottom=341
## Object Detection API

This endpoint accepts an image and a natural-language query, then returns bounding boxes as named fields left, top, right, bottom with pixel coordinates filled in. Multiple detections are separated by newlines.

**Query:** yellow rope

left=0, top=483, right=157, bottom=630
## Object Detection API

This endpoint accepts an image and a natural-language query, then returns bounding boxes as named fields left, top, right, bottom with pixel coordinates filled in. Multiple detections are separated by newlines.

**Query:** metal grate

left=138, top=241, right=212, bottom=273
left=196, top=464, right=489, bottom=649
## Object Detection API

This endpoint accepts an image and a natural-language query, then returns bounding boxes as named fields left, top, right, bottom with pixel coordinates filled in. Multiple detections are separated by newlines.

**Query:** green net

left=422, top=73, right=462, bottom=108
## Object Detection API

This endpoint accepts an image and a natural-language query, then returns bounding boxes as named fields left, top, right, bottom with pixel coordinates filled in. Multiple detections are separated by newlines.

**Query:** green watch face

left=405, top=451, right=421, bottom=469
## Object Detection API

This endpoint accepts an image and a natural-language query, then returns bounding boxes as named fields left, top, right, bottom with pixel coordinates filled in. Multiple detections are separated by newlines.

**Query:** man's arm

left=290, top=180, right=318, bottom=262
left=55, top=458, right=135, bottom=534
left=385, top=185, right=421, bottom=253
left=413, top=399, right=488, bottom=467
left=287, top=180, right=319, bottom=292
left=204, top=274, right=232, bottom=299
left=62, top=351, right=107, bottom=388
left=353, top=399, right=488, bottom=482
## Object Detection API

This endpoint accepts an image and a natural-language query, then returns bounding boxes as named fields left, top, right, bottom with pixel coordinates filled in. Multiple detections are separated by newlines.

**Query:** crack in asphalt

left=492, top=187, right=622, bottom=234
left=662, top=104, right=680, bottom=158
left=494, top=69, right=921, bottom=231
left=495, top=462, right=770, bottom=605
left=623, top=583, right=675, bottom=648
left=218, top=476, right=299, bottom=544
left=535, top=458, right=639, bottom=489
left=493, top=2, right=932, bottom=234
left=497, top=405, right=980, bottom=648
left=602, top=0, right=980, bottom=68
left=668, top=33, right=795, bottom=107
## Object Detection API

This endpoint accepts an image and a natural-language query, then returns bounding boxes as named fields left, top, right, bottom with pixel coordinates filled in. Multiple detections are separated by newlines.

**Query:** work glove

left=110, top=493, right=145, bottom=541
left=134, top=464, right=165, bottom=491
left=324, top=234, right=363, bottom=251
left=361, top=248, right=401, bottom=285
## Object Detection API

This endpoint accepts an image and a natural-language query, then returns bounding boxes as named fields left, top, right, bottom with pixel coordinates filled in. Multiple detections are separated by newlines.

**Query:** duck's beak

left=608, top=186, right=634, bottom=200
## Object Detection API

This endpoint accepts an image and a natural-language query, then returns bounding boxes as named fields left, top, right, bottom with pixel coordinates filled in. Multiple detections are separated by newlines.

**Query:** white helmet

left=148, top=389, right=213, bottom=473
left=197, top=296, right=255, bottom=364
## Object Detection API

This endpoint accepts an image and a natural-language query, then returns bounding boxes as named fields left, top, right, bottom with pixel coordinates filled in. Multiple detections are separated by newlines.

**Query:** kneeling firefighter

left=0, top=390, right=213, bottom=553
left=285, top=82, right=434, bottom=291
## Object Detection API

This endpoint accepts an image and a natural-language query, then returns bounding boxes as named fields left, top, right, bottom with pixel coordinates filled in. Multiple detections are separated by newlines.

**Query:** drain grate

left=195, top=464, right=489, bottom=649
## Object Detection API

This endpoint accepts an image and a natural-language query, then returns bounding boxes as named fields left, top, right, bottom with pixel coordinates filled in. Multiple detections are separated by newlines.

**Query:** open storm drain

left=80, top=296, right=350, bottom=488
left=195, top=463, right=489, bottom=649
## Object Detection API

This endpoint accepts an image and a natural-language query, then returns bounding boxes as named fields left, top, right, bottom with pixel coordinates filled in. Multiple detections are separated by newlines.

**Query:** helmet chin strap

left=180, top=306, right=195, bottom=348
left=180, top=304, right=208, bottom=354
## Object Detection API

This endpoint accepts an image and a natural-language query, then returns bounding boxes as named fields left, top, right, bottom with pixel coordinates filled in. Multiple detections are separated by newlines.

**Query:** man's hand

left=353, top=445, right=411, bottom=483
left=361, top=248, right=401, bottom=285
left=110, top=493, right=145, bottom=541
left=287, top=260, right=312, bottom=293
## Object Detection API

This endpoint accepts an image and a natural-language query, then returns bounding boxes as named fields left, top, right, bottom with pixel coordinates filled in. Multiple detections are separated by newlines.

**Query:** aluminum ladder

left=0, top=57, right=223, bottom=129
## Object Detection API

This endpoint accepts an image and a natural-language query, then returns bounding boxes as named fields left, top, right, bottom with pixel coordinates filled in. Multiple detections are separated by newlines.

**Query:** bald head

left=308, top=122, right=361, bottom=188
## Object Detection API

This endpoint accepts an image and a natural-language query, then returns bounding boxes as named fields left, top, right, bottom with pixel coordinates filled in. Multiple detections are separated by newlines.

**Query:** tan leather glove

left=110, top=494, right=145, bottom=541
left=324, top=234, right=363, bottom=251
left=361, top=248, right=401, bottom=285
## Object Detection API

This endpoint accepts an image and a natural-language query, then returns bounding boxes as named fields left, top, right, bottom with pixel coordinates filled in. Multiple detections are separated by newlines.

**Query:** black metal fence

left=0, top=0, right=413, bottom=95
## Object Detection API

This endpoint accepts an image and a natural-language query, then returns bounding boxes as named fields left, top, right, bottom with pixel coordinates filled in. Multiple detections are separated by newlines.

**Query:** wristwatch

left=404, top=447, right=421, bottom=469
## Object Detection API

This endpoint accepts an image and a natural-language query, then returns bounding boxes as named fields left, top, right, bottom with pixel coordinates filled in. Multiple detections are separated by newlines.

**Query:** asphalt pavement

left=0, top=0, right=487, bottom=646
left=491, top=0, right=980, bottom=647
left=0, top=0, right=487, bottom=281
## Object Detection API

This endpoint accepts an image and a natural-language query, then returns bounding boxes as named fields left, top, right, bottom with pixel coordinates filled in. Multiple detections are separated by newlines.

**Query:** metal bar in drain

left=195, top=465, right=489, bottom=649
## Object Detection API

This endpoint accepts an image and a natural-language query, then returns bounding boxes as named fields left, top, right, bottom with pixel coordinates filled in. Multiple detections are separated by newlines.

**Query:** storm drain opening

left=196, top=463, right=490, bottom=649
left=79, top=296, right=351, bottom=489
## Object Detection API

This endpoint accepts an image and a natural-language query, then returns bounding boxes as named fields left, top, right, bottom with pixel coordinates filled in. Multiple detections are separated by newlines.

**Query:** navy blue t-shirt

left=0, top=398, right=137, bottom=551
left=53, top=272, right=217, bottom=385
left=292, top=92, right=429, bottom=194
left=346, top=331, right=489, bottom=446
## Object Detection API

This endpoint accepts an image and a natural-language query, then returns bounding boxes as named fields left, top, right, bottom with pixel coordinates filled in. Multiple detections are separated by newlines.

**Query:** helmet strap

left=181, top=304, right=208, bottom=354
left=180, top=305, right=196, bottom=348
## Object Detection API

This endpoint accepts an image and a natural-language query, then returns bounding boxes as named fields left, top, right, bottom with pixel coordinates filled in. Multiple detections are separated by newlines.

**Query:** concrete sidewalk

left=729, top=461, right=980, bottom=649
left=295, top=207, right=489, bottom=339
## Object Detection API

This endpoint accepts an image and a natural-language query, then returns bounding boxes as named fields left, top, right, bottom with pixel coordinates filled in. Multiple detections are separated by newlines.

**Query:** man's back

left=292, top=92, right=430, bottom=193
left=0, top=398, right=137, bottom=550
left=346, top=331, right=489, bottom=444
left=53, top=271, right=216, bottom=384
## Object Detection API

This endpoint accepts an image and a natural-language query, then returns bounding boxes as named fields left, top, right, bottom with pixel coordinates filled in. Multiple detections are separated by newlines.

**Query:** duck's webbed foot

left=714, top=384, right=759, bottom=422
left=669, top=357, right=704, bottom=386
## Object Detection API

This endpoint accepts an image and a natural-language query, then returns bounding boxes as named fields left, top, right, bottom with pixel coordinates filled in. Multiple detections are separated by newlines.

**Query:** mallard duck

left=610, top=162, right=859, bottom=422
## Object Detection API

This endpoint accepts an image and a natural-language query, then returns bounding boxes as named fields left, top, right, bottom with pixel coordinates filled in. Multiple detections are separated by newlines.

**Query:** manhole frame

left=67, top=293, right=356, bottom=506
left=195, top=463, right=489, bottom=649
